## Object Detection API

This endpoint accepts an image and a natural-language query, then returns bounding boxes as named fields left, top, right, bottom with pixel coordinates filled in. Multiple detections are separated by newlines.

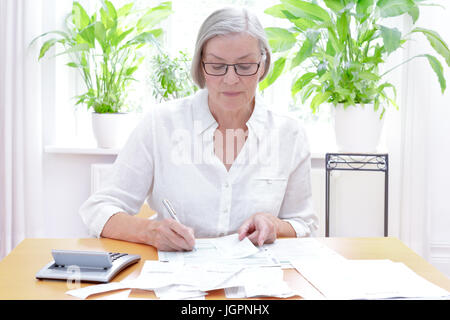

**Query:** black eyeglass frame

left=201, top=61, right=262, bottom=76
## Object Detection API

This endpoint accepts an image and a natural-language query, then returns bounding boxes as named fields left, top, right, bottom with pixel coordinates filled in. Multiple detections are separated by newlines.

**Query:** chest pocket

left=249, top=177, right=288, bottom=215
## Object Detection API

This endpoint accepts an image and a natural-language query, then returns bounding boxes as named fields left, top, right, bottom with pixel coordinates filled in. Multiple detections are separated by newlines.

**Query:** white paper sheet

left=223, top=267, right=299, bottom=299
left=66, top=282, right=128, bottom=299
left=292, top=259, right=450, bottom=300
left=263, top=238, right=346, bottom=268
left=213, top=234, right=260, bottom=258
left=158, top=234, right=279, bottom=268
left=154, top=284, right=207, bottom=300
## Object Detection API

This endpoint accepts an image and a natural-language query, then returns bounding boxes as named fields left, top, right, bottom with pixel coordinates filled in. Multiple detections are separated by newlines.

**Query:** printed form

left=157, top=233, right=279, bottom=267
left=66, top=234, right=299, bottom=299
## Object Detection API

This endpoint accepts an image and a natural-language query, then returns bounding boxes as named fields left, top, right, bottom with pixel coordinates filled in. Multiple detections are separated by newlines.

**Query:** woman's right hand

left=144, top=218, right=196, bottom=251
left=101, top=212, right=195, bottom=252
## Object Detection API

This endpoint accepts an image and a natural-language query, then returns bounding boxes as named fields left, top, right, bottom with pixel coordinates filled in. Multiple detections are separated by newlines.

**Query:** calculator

left=35, top=250, right=141, bottom=283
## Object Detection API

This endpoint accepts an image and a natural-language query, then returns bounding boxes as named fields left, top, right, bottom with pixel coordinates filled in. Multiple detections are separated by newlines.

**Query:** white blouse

left=79, top=89, right=318, bottom=239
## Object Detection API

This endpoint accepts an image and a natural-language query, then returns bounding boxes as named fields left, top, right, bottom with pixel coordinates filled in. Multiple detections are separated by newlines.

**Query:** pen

left=162, top=199, right=180, bottom=223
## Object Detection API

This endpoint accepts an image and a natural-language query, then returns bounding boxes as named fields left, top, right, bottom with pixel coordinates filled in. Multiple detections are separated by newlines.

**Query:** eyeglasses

left=202, top=61, right=261, bottom=76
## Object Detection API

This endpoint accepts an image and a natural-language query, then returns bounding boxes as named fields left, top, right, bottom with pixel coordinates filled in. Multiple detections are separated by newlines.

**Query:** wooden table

left=0, top=237, right=449, bottom=300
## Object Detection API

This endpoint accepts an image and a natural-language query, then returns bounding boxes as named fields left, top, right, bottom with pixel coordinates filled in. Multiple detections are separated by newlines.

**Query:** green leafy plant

left=149, top=50, right=198, bottom=102
left=32, top=0, right=173, bottom=113
left=261, top=0, right=450, bottom=117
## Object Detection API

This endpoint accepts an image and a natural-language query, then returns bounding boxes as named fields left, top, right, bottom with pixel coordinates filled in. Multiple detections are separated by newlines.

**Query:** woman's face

left=202, top=32, right=265, bottom=112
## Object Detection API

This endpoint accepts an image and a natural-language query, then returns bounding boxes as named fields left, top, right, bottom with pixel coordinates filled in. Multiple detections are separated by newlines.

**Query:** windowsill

left=44, top=145, right=121, bottom=155
left=45, top=144, right=329, bottom=159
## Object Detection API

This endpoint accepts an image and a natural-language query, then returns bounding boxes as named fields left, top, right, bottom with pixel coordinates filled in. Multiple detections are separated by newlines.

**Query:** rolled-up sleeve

left=278, top=124, right=318, bottom=237
left=79, top=112, right=155, bottom=238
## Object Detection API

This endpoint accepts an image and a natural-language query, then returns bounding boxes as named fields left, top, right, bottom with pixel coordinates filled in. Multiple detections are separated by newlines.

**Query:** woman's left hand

left=237, top=212, right=278, bottom=246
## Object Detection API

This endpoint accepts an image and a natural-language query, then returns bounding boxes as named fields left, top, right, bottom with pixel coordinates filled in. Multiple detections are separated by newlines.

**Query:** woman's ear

left=258, top=63, right=265, bottom=82
left=258, top=50, right=269, bottom=82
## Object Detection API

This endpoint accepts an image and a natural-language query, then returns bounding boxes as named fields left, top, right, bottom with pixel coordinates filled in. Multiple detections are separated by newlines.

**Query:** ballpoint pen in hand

left=162, top=198, right=196, bottom=251
left=162, top=199, right=180, bottom=223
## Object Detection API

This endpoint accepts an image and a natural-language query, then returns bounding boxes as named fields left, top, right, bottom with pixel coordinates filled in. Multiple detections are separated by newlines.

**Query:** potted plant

left=32, top=0, right=173, bottom=148
left=148, top=49, right=198, bottom=102
left=261, top=0, right=450, bottom=152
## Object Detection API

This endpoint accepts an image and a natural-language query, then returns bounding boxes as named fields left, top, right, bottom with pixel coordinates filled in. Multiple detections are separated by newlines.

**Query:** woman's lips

left=222, top=91, right=241, bottom=97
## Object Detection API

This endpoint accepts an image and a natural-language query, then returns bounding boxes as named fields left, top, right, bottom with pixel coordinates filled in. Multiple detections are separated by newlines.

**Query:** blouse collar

left=192, top=89, right=268, bottom=141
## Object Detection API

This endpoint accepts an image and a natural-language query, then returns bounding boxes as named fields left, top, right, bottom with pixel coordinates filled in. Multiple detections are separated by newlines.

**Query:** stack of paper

left=66, top=234, right=299, bottom=300
left=292, top=259, right=450, bottom=300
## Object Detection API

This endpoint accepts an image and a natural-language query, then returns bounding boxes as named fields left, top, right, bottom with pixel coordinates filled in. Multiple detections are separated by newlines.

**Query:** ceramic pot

left=333, top=103, right=384, bottom=153
left=91, top=112, right=130, bottom=149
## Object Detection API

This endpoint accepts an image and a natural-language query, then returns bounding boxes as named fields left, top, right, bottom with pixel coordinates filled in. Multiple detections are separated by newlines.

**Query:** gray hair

left=191, top=7, right=272, bottom=88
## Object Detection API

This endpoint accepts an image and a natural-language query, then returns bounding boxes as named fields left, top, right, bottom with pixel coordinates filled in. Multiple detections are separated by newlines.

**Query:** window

left=47, top=0, right=334, bottom=152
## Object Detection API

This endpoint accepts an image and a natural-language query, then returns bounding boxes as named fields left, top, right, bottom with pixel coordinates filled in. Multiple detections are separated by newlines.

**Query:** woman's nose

left=223, top=66, right=240, bottom=84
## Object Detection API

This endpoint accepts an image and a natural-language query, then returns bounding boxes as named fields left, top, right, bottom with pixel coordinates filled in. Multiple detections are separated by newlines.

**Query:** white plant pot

left=91, top=112, right=130, bottom=149
left=333, top=103, right=384, bottom=153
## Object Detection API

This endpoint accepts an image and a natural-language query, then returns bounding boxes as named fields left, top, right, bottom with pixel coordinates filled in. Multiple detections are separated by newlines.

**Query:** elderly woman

left=79, top=7, right=318, bottom=251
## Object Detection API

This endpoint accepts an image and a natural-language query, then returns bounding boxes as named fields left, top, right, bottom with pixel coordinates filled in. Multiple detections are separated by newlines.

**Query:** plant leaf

left=117, top=3, right=134, bottom=17
left=100, top=7, right=114, bottom=29
left=336, top=11, right=349, bottom=42
left=377, top=82, right=397, bottom=102
left=379, top=25, right=402, bottom=54
left=327, top=27, right=343, bottom=52
left=264, top=4, right=288, bottom=19
left=259, top=57, right=286, bottom=91
left=30, top=30, right=69, bottom=48
left=137, top=2, right=172, bottom=32
left=125, top=66, right=138, bottom=76
left=112, top=28, right=134, bottom=47
left=54, top=43, right=90, bottom=57
left=265, top=27, right=297, bottom=52
left=310, top=91, right=331, bottom=113
left=66, top=62, right=79, bottom=68
left=324, top=0, right=345, bottom=13
left=148, top=28, right=164, bottom=40
left=424, top=54, right=446, bottom=93
left=291, top=18, right=317, bottom=31
left=102, top=0, right=118, bottom=21
left=79, top=23, right=96, bottom=48
left=291, top=30, right=320, bottom=69
left=377, top=0, right=415, bottom=18
left=128, top=32, right=159, bottom=46
left=292, top=72, right=316, bottom=96
left=281, top=0, right=331, bottom=22
left=356, top=0, right=374, bottom=17
left=412, top=27, right=450, bottom=66
left=94, top=21, right=107, bottom=50
left=72, top=1, right=90, bottom=30
left=38, top=38, right=58, bottom=60
left=407, top=5, right=420, bottom=24
left=291, top=38, right=313, bottom=69
left=358, top=71, right=380, bottom=81
left=326, top=38, right=336, bottom=56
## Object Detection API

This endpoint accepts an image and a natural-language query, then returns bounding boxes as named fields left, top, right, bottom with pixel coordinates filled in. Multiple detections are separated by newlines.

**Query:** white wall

left=42, top=153, right=116, bottom=237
